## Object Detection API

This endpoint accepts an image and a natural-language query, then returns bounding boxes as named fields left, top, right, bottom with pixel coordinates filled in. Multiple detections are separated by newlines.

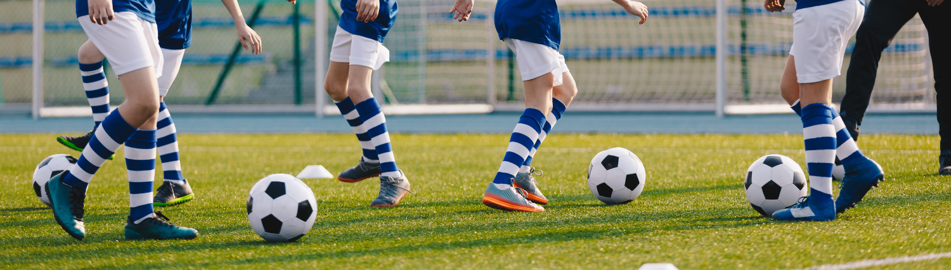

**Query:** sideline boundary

left=797, top=252, right=951, bottom=270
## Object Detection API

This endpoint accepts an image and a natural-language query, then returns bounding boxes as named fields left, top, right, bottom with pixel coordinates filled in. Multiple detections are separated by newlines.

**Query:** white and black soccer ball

left=587, top=147, right=647, bottom=205
left=32, top=154, right=77, bottom=207
left=247, top=174, right=317, bottom=242
left=744, top=154, right=808, bottom=216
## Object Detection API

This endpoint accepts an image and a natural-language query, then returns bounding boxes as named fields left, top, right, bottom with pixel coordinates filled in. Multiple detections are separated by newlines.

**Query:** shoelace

left=148, top=211, right=176, bottom=228
left=530, top=167, right=544, bottom=177
left=68, top=186, right=86, bottom=220
left=791, top=196, right=809, bottom=209
left=382, top=178, right=416, bottom=195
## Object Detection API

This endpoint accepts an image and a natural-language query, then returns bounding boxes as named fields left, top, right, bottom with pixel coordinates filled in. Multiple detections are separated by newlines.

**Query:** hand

left=236, top=24, right=263, bottom=54
left=764, top=0, right=785, bottom=12
left=619, top=0, right=648, bottom=24
left=88, top=0, right=115, bottom=25
left=926, top=0, right=943, bottom=6
left=355, top=0, right=380, bottom=23
left=287, top=0, right=296, bottom=4
left=449, top=0, right=473, bottom=22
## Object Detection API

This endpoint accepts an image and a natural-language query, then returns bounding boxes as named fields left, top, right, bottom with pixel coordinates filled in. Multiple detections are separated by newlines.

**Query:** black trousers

left=841, top=0, right=951, bottom=149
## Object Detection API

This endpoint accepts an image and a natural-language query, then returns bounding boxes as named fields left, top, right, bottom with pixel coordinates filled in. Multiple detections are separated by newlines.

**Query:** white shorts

left=158, top=48, right=185, bottom=97
left=789, top=0, right=864, bottom=84
left=78, top=12, right=162, bottom=77
left=504, top=38, right=569, bottom=87
left=329, top=26, right=390, bottom=70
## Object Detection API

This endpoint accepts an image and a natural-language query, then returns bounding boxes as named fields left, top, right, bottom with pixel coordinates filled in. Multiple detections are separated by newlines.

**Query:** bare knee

left=552, top=73, right=578, bottom=105
left=780, top=80, right=800, bottom=105
left=77, top=41, right=105, bottom=64
left=324, top=79, right=349, bottom=101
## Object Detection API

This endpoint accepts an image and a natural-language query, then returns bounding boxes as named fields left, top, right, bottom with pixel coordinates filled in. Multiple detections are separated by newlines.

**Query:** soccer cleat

left=939, top=150, right=951, bottom=176
left=482, top=181, right=544, bottom=212
left=45, top=172, right=86, bottom=240
left=835, top=158, right=884, bottom=213
left=125, top=211, right=199, bottom=240
left=513, top=167, right=548, bottom=205
left=338, top=159, right=382, bottom=183
left=772, top=195, right=836, bottom=221
left=370, top=172, right=413, bottom=207
left=153, top=181, right=195, bottom=207
left=56, top=130, right=113, bottom=160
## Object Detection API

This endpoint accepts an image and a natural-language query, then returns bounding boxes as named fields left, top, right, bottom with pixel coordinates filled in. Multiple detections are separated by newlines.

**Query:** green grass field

left=2, top=133, right=949, bottom=269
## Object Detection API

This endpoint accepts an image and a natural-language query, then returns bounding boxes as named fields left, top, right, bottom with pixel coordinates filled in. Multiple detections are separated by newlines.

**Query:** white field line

left=796, top=252, right=951, bottom=270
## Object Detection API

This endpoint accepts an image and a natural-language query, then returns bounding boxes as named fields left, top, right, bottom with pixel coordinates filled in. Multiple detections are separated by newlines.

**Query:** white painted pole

left=715, top=0, right=726, bottom=118
left=486, top=6, right=495, bottom=106
left=315, top=0, right=327, bottom=118
left=32, top=0, right=44, bottom=120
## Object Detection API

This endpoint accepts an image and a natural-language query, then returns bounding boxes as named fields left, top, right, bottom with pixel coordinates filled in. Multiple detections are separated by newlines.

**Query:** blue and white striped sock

left=791, top=99, right=868, bottom=168
left=335, top=97, right=379, bottom=163
left=125, top=130, right=156, bottom=224
left=494, top=108, right=546, bottom=185
left=355, top=98, right=399, bottom=177
left=830, top=110, right=868, bottom=167
left=157, top=102, right=186, bottom=185
left=520, top=98, right=567, bottom=173
left=80, top=62, right=110, bottom=129
left=801, top=103, right=837, bottom=200
left=62, top=110, right=138, bottom=189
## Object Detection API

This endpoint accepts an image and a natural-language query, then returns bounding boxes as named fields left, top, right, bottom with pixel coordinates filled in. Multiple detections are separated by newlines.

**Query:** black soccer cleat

left=153, top=181, right=195, bottom=207
left=338, top=159, right=382, bottom=183
left=940, top=150, right=951, bottom=176
left=56, top=130, right=113, bottom=160
left=125, top=211, right=199, bottom=240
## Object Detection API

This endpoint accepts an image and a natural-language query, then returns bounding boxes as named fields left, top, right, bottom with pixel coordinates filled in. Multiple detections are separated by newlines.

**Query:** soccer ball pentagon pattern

left=744, top=154, right=808, bottom=216
left=32, top=154, right=77, bottom=207
left=247, top=174, right=317, bottom=242
left=587, top=147, right=647, bottom=205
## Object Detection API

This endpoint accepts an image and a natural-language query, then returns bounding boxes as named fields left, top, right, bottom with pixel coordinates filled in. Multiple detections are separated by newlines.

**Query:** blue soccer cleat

left=835, top=158, right=884, bottom=213
left=46, top=171, right=87, bottom=240
left=772, top=192, right=836, bottom=221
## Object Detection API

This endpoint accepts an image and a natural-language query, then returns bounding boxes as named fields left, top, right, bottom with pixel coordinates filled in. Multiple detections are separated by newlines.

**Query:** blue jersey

left=795, top=0, right=843, bottom=9
left=494, top=0, right=560, bottom=50
left=76, top=0, right=155, bottom=23
left=155, top=0, right=192, bottom=49
left=338, top=0, right=398, bottom=43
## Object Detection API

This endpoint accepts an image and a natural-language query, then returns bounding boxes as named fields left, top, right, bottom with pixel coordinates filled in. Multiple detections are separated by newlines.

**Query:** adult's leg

left=840, top=0, right=920, bottom=139
left=918, top=2, right=951, bottom=172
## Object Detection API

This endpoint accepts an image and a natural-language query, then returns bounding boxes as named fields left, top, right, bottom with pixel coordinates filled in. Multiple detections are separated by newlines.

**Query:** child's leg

left=79, top=41, right=109, bottom=129
left=520, top=71, right=577, bottom=173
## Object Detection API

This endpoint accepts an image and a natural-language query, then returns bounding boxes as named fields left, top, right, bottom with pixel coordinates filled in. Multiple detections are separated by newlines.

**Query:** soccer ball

left=247, top=174, right=317, bottom=242
left=744, top=154, right=808, bottom=216
left=832, top=158, right=845, bottom=181
left=587, top=147, right=647, bottom=205
left=32, top=154, right=77, bottom=207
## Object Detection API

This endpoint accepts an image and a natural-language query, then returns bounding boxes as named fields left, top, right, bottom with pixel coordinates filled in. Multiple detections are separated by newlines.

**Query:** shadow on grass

left=0, top=207, right=48, bottom=213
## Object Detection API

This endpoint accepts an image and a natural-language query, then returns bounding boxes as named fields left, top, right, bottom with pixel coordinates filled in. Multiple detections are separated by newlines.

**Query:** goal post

left=6, top=0, right=936, bottom=118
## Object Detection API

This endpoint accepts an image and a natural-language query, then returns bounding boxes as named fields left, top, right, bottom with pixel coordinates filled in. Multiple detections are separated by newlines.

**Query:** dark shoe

left=56, top=130, right=113, bottom=160
left=835, top=158, right=884, bottom=213
left=772, top=194, right=836, bottom=221
left=125, top=211, right=199, bottom=240
left=46, top=172, right=86, bottom=240
left=338, top=159, right=382, bottom=183
left=153, top=181, right=195, bottom=207
left=939, top=150, right=951, bottom=175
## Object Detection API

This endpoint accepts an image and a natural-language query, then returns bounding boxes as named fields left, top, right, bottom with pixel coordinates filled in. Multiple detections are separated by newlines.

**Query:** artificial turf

left=1, top=133, right=948, bottom=269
